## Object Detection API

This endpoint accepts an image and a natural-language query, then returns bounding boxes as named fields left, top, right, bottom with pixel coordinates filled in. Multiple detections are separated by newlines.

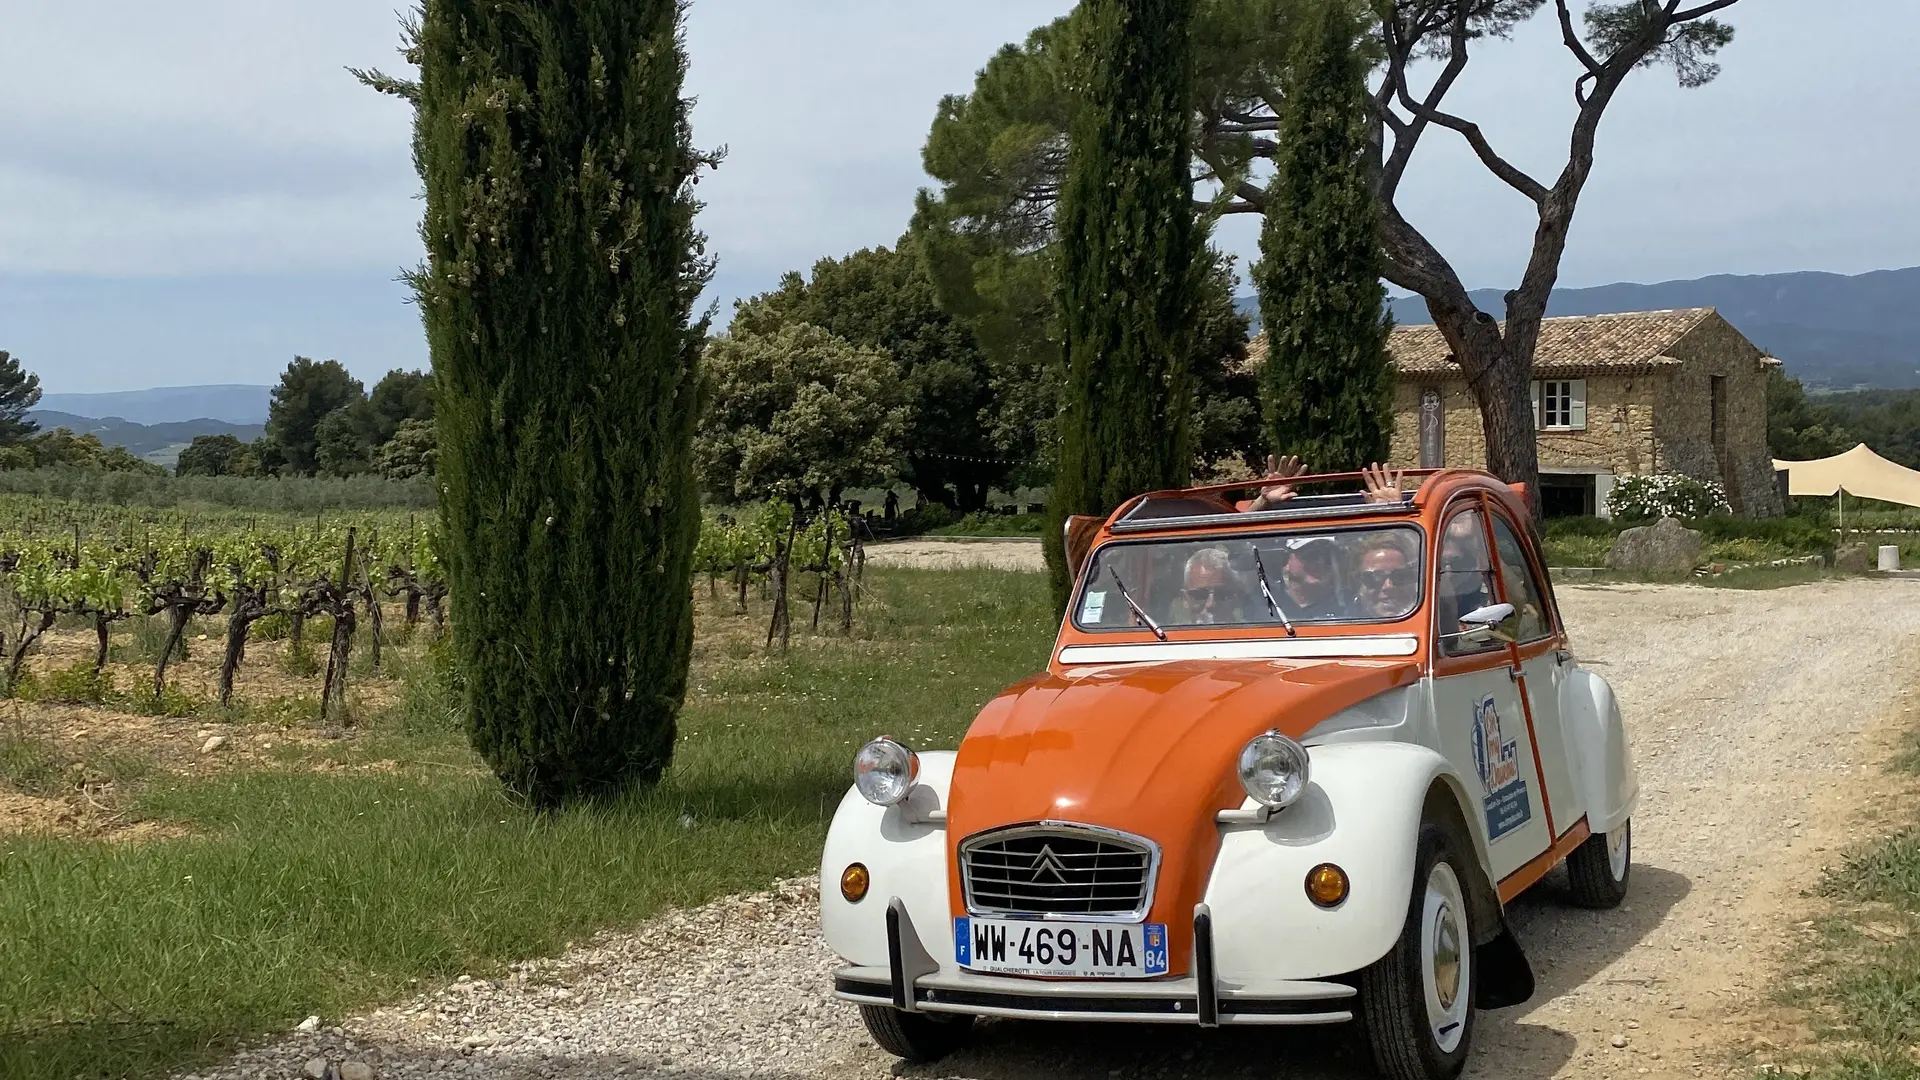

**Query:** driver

left=1354, top=532, right=1421, bottom=620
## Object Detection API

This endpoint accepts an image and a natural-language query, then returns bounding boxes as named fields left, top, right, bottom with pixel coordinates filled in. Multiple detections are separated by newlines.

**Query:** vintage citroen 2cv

left=820, top=468, right=1638, bottom=1080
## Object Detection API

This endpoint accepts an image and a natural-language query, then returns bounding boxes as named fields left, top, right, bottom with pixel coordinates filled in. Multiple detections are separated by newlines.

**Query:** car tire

left=1565, top=818, right=1631, bottom=909
left=857, top=1004, right=973, bottom=1063
left=1360, top=823, right=1477, bottom=1080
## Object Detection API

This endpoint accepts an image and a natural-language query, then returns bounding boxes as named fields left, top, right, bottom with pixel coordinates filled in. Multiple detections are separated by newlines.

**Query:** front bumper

left=833, top=897, right=1356, bottom=1027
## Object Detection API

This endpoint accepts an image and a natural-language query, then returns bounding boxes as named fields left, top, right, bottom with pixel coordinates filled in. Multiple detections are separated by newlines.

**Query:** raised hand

left=1248, top=454, right=1305, bottom=511
left=1361, top=462, right=1407, bottom=504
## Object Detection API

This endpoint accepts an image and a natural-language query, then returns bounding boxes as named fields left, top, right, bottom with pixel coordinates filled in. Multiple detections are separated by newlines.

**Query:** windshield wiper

left=1251, top=548, right=1297, bottom=637
left=1106, top=567, right=1167, bottom=641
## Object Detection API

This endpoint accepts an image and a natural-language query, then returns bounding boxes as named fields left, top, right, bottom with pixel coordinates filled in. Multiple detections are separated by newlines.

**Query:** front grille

left=961, top=825, right=1155, bottom=917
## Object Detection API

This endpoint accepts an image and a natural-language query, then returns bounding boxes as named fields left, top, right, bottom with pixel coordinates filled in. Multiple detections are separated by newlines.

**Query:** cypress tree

left=409, top=0, right=711, bottom=806
left=1254, top=1, right=1393, bottom=471
left=1044, top=0, right=1203, bottom=608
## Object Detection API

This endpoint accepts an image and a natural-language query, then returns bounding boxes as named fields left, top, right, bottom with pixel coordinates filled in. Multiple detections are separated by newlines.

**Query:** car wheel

left=1565, top=818, right=1631, bottom=909
left=857, top=1004, right=973, bottom=1063
left=1360, top=823, right=1477, bottom=1080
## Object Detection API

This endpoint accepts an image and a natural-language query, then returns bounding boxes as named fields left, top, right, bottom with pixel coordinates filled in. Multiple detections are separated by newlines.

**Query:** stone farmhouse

left=1250, top=308, right=1783, bottom=517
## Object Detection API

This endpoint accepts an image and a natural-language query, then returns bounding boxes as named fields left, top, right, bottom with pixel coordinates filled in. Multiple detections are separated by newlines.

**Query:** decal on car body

left=1472, top=694, right=1533, bottom=840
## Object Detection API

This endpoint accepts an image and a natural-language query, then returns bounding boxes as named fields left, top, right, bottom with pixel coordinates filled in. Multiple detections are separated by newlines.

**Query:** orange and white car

left=820, top=469, right=1638, bottom=1080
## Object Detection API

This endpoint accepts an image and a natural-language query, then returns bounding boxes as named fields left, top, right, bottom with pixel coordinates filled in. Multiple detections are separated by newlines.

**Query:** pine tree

left=1044, top=0, right=1203, bottom=608
left=1254, top=2, right=1393, bottom=472
left=400, top=0, right=712, bottom=806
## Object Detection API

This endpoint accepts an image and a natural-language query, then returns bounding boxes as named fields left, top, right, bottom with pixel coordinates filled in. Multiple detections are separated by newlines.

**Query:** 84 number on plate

left=956, top=917, right=1169, bottom=978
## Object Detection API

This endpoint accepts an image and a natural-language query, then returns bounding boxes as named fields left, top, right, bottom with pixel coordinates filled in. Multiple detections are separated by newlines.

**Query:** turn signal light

left=1306, top=863, right=1350, bottom=908
left=840, top=863, right=871, bottom=903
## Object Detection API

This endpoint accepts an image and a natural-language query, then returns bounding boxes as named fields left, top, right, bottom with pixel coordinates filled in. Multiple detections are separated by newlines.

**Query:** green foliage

left=1688, top=513, right=1836, bottom=556
left=931, top=511, right=1047, bottom=537
left=1189, top=252, right=1261, bottom=480
left=175, top=434, right=248, bottom=478
left=405, top=0, right=711, bottom=806
left=1817, top=387, right=1920, bottom=471
left=0, top=350, right=43, bottom=446
left=695, top=324, right=909, bottom=504
left=1047, top=0, right=1202, bottom=607
left=0, top=428, right=167, bottom=475
left=1255, top=0, right=1392, bottom=471
left=1582, top=2, right=1736, bottom=87
left=734, top=246, right=1001, bottom=509
left=367, top=369, right=435, bottom=444
left=1607, top=473, right=1731, bottom=521
left=22, top=661, right=117, bottom=705
left=1768, top=368, right=1852, bottom=462
left=375, top=418, right=437, bottom=480
left=314, top=405, right=377, bottom=477
left=0, top=467, right=434, bottom=510
left=266, top=357, right=366, bottom=476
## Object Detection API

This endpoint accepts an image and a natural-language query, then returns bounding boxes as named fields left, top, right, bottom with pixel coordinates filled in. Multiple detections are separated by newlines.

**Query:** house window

left=1532, top=379, right=1587, bottom=431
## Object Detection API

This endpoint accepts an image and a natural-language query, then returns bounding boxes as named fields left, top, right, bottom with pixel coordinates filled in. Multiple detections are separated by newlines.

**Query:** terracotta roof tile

left=1245, top=308, right=1719, bottom=377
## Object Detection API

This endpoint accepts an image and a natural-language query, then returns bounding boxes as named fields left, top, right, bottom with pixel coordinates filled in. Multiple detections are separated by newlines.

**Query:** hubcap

left=1607, top=822, right=1631, bottom=882
left=1420, top=862, right=1471, bottom=1053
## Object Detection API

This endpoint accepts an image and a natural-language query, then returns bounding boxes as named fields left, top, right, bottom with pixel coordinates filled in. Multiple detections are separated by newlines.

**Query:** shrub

left=35, top=662, right=116, bottom=705
left=1689, top=513, right=1836, bottom=556
left=1607, top=474, right=1730, bottom=521
left=896, top=502, right=954, bottom=535
left=1543, top=515, right=1623, bottom=540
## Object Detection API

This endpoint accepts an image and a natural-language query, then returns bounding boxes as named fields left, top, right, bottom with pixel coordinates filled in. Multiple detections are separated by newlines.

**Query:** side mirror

left=1064, top=515, right=1102, bottom=580
left=1450, top=602, right=1516, bottom=645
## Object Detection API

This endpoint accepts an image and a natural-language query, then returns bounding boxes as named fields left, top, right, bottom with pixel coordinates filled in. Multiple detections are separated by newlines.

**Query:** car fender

left=1557, top=666, right=1639, bottom=835
left=819, top=751, right=955, bottom=969
left=1204, top=741, right=1497, bottom=984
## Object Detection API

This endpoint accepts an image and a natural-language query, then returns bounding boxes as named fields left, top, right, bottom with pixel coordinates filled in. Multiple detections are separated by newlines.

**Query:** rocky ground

left=179, top=576, right=1920, bottom=1080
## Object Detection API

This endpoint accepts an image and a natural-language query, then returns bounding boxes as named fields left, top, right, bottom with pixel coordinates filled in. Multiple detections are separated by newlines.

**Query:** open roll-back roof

left=1110, top=468, right=1450, bottom=535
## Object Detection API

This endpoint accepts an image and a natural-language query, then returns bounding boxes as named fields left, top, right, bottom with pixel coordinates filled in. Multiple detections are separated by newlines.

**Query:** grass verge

left=0, top=565, right=1055, bottom=1080
left=1774, top=704, right=1920, bottom=1077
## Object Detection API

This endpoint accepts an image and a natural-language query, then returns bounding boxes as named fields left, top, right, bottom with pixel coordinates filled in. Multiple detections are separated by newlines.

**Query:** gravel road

left=190, top=577, right=1920, bottom=1080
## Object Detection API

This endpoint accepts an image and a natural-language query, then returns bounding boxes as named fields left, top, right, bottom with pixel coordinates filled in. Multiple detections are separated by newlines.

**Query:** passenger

left=1171, top=547, right=1243, bottom=625
left=1353, top=532, right=1421, bottom=620
left=1276, top=536, right=1345, bottom=622
left=1245, top=456, right=1407, bottom=512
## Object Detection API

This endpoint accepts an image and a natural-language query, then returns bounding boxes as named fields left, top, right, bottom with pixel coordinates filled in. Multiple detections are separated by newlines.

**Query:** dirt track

left=191, top=577, right=1920, bottom=1080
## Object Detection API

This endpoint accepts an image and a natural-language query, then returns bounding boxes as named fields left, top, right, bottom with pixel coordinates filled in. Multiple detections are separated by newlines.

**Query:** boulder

left=1833, top=544, right=1874, bottom=573
left=1606, top=517, right=1703, bottom=574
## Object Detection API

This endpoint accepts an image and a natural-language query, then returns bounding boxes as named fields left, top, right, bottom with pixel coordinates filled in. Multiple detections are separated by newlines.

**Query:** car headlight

left=1237, top=731, right=1311, bottom=809
left=854, top=737, right=919, bottom=806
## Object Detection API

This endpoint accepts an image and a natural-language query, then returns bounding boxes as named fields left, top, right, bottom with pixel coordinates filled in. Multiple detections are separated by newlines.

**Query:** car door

left=1487, top=512, right=1587, bottom=844
left=1427, top=502, right=1552, bottom=882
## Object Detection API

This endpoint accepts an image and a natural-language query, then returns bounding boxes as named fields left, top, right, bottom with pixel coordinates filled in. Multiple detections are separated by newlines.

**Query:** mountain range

left=1239, top=265, right=1920, bottom=390
left=37, top=384, right=272, bottom=427
left=27, top=410, right=265, bottom=467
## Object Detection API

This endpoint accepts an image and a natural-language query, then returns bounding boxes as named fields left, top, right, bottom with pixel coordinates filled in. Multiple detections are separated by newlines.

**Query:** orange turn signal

left=1306, top=863, right=1350, bottom=908
left=840, top=863, right=871, bottom=903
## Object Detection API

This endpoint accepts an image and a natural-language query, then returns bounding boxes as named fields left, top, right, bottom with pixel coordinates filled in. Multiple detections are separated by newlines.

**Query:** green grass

left=1775, top=718, right=1920, bottom=1077
left=0, top=566, right=1055, bottom=1080
left=929, top=512, right=1047, bottom=537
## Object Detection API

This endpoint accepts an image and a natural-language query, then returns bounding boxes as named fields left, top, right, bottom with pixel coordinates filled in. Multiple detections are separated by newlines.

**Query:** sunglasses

left=1183, top=586, right=1229, bottom=603
left=1358, top=568, right=1418, bottom=590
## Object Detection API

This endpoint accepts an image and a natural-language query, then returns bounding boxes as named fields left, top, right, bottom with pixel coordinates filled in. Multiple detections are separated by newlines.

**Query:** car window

left=1489, top=516, right=1553, bottom=644
left=1436, top=508, right=1500, bottom=657
left=1074, top=526, right=1424, bottom=631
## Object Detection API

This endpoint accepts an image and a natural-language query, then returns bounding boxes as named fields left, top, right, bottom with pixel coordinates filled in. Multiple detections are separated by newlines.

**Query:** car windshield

left=1074, top=526, right=1424, bottom=632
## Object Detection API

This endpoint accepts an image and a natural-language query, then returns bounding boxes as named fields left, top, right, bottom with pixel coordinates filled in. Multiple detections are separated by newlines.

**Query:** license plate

left=955, top=917, right=1169, bottom=978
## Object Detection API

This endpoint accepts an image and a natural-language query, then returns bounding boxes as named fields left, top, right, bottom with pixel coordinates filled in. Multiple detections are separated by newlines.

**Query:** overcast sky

left=1, top=0, right=1915, bottom=393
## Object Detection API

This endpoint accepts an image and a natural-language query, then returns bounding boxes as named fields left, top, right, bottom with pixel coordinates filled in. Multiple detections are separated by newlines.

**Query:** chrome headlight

left=854, top=737, right=919, bottom=806
left=1237, top=731, right=1311, bottom=809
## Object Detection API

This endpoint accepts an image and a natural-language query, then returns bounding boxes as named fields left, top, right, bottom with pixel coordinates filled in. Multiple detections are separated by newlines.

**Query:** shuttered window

left=1532, top=379, right=1587, bottom=431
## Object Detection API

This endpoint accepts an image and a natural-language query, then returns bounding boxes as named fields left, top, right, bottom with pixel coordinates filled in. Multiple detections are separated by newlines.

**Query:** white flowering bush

left=1607, top=473, right=1731, bottom=521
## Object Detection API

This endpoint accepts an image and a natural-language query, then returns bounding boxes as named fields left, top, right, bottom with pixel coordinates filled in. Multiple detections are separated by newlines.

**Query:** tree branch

left=1555, top=0, right=1602, bottom=72
left=1393, top=86, right=1549, bottom=204
left=1673, top=0, right=1741, bottom=19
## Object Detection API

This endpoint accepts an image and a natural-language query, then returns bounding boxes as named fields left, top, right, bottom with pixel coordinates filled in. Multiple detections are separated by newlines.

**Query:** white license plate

left=955, top=917, right=1170, bottom=978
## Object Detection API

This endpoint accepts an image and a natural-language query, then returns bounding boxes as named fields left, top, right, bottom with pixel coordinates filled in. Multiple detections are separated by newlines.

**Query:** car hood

left=944, top=657, right=1421, bottom=964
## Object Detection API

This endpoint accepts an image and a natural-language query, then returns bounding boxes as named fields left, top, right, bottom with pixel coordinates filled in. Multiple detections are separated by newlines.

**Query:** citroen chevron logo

left=1028, top=844, right=1071, bottom=884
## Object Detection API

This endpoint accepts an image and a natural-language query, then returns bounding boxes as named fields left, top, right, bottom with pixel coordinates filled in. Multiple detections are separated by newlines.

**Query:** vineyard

left=0, top=496, right=868, bottom=723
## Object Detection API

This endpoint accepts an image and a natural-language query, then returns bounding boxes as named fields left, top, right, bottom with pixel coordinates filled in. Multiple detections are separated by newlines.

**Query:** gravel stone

left=172, top=578, right=1920, bottom=1080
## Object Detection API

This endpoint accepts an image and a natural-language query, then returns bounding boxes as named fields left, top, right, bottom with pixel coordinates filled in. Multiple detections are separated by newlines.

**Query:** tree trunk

left=366, top=591, right=383, bottom=671
left=1425, top=304, right=1544, bottom=518
left=290, top=608, right=306, bottom=650
left=734, top=559, right=749, bottom=615
left=321, top=605, right=355, bottom=724
left=219, top=605, right=258, bottom=707
left=8, top=609, right=55, bottom=689
left=154, top=605, right=192, bottom=699
left=404, top=589, right=421, bottom=625
left=93, top=615, right=111, bottom=672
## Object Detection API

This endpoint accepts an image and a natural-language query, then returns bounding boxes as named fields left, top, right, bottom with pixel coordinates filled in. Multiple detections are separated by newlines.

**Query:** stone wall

left=1386, top=375, right=1657, bottom=475
left=1656, top=316, right=1783, bottom=517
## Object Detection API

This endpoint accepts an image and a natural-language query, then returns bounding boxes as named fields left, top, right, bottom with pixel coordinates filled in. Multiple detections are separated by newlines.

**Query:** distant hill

left=27, top=411, right=266, bottom=468
left=1237, top=266, right=1920, bottom=390
left=37, top=384, right=273, bottom=427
